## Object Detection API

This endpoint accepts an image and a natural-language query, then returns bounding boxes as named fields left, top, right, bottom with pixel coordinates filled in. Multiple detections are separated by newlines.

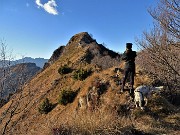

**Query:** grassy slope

left=0, top=41, right=179, bottom=135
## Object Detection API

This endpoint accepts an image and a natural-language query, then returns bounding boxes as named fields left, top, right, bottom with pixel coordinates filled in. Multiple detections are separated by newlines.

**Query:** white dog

left=134, top=85, right=163, bottom=110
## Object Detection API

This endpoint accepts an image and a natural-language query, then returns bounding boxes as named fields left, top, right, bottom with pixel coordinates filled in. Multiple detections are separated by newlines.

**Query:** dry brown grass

left=51, top=108, right=134, bottom=135
left=50, top=107, right=180, bottom=135
left=134, top=65, right=152, bottom=88
left=0, top=39, right=179, bottom=135
left=49, top=88, right=180, bottom=135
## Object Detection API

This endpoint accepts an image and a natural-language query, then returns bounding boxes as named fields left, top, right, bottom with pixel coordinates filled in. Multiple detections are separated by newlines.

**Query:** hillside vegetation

left=0, top=32, right=179, bottom=135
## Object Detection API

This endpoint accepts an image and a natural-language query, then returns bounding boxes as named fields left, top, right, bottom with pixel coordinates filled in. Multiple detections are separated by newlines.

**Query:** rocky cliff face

left=43, top=46, right=65, bottom=69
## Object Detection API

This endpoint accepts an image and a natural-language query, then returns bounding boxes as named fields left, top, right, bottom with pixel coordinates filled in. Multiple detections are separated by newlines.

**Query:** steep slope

left=0, top=32, right=179, bottom=135
left=0, top=32, right=121, bottom=134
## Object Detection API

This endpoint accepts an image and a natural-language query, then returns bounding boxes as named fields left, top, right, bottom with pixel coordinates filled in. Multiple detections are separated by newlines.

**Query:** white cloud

left=44, top=0, right=58, bottom=15
left=35, top=0, right=43, bottom=8
left=35, top=0, right=58, bottom=15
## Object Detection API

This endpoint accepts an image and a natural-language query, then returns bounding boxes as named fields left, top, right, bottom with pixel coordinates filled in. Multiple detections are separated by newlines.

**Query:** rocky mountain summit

left=44, top=32, right=120, bottom=70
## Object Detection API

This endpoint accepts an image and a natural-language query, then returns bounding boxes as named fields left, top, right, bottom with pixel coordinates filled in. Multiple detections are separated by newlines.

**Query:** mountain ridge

left=0, top=32, right=179, bottom=135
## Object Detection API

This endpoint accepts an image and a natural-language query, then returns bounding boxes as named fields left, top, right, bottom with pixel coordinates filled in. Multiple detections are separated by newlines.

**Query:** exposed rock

left=68, top=32, right=96, bottom=45
left=43, top=46, right=65, bottom=69
left=78, top=95, right=87, bottom=110
left=49, top=46, right=65, bottom=64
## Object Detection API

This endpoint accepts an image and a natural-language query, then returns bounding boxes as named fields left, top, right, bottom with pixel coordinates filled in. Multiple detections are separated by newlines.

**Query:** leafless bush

left=148, top=0, right=180, bottom=42
left=0, top=40, right=14, bottom=99
left=136, top=0, right=180, bottom=101
left=136, top=30, right=180, bottom=87
left=0, top=40, right=33, bottom=134
left=92, top=55, right=120, bottom=70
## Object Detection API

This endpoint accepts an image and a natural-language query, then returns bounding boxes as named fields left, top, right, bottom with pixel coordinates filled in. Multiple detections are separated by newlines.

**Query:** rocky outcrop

left=68, top=32, right=96, bottom=45
left=43, top=46, right=65, bottom=69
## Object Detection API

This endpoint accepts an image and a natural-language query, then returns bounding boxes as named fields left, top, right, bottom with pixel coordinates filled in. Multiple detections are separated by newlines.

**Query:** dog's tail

left=153, top=86, right=164, bottom=91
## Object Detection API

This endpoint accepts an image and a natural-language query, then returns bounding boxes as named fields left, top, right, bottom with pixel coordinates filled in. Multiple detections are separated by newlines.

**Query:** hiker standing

left=120, top=43, right=137, bottom=96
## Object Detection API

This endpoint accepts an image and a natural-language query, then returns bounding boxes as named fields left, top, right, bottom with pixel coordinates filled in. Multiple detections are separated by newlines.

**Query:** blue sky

left=0, top=0, right=158, bottom=59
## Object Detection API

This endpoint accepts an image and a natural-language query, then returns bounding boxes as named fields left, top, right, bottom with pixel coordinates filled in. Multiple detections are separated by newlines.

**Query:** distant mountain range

left=0, top=57, right=48, bottom=68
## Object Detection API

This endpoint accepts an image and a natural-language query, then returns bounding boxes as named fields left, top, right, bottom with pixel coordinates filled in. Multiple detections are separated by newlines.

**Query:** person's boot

left=129, top=86, right=134, bottom=101
left=121, top=88, right=124, bottom=92
left=129, top=88, right=134, bottom=95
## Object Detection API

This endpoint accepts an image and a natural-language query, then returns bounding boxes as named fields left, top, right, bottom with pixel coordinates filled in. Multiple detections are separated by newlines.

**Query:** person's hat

left=126, top=43, right=132, bottom=49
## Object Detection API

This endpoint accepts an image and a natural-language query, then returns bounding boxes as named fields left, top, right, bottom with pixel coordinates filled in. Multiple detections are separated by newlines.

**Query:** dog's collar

left=134, top=91, right=144, bottom=95
left=135, top=90, right=141, bottom=92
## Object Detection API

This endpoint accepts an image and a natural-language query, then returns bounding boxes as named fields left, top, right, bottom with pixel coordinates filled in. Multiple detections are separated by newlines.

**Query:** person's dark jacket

left=121, top=49, right=137, bottom=69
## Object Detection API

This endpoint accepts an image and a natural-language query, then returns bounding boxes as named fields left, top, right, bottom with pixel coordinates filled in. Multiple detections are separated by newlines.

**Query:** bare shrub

left=136, top=0, right=180, bottom=102
left=92, top=55, right=120, bottom=70
left=0, top=40, right=34, bottom=134
left=148, top=0, right=180, bottom=41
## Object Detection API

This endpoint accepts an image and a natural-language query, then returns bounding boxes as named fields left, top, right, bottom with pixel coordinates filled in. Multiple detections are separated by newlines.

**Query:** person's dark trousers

left=121, top=67, right=135, bottom=95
